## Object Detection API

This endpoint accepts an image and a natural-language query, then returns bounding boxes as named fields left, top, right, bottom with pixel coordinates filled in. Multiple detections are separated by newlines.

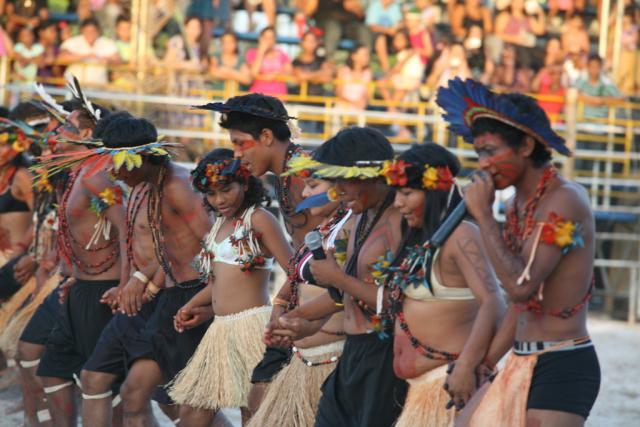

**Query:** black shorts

left=0, top=255, right=24, bottom=300
left=37, top=278, right=118, bottom=380
left=20, top=280, right=65, bottom=345
left=83, top=298, right=159, bottom=379
left=315, top=333, right=408, bottom=427
left=250, top=346, right=292, bottom=384
left=142, top=281, right=211, bottom=382
left=527, top=345, right=600, bottom=419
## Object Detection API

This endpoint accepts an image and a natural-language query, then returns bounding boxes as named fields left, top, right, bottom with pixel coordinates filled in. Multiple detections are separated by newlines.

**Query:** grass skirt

left=395, top=364, right=455, bottom=427
left=168, top=305, right=271, bottom=410
left=247, top=340, right=345, bottom=427
left=0, top=272, right=59, bottom=358
left=469, top=352, right=537, bottom=427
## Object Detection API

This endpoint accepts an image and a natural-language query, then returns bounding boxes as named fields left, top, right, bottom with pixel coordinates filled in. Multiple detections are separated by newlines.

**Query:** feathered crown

left=32, top=136, right=179, bottom=182
left=192, top=158, right=252, bottom=192
left=0, top=117, right=49, bottom=154
left=436, top=78, right=570, bottom=156
left=34, top=83, right=70, bottom=124
left=66, top=75, right=102, bottom=123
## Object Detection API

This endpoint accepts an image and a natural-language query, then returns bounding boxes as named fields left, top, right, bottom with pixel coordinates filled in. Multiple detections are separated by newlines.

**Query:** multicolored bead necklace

left=275, top=143, right=307, bottom=233
left=292, top=346, right=340, bottom=367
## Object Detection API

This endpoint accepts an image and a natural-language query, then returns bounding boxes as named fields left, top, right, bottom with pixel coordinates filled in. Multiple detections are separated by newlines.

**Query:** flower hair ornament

left=192, top=158, right=252, bottom=192
left=31, top=136, right=180, bottom=182
left=380, top=159, right=455, bottom=191
left=436, top=78, right=570, bottom=156
left=0, top=117, right=50, bottom=156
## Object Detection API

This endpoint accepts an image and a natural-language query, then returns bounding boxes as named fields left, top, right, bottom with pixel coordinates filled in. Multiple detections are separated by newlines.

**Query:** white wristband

left=133, top=271, right=149, bottom=284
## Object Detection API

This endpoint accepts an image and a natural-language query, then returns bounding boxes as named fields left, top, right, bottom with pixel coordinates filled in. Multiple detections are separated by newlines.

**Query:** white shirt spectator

left=61, top=35, right=118, bottom=86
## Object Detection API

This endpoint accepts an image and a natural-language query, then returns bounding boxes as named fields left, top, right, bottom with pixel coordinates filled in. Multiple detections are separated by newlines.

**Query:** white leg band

left=112, top=394, right=122, bottom=408
left=43, top=381, right=73, bottom=394
left=82, top=390, right=113, bottom=400
left=7, top=359, right=16, bottom=368
left=37, top=409, right=51, bottom=422
left=19, top=359, right=40, bottom=368
left=172, top=418, right=181, bottom=426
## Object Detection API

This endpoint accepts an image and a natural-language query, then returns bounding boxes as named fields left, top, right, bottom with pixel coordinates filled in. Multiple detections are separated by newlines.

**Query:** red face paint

left=484, top=150, right=522, bottom=189
left=235, top=139, right=258, bottom=153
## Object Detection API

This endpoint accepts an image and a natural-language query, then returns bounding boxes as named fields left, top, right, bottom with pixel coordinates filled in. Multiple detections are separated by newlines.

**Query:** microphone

left=430, top=201, right=467, bottom=248
left=304, top=231, right=326, bottom=260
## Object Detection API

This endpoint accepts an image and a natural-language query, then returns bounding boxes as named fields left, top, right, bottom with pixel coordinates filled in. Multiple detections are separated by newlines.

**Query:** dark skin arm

left=174, top=282, right=214, bottom=333
left=445, top=224, right=505, bottom=409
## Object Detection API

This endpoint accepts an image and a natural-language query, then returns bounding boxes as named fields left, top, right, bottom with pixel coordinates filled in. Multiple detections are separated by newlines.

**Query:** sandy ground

left=0, top=317, right=638, bottom=427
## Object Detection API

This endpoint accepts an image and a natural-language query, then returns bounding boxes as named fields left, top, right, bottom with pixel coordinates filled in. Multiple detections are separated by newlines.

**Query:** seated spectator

left=379, top=30, right=425, bottom=109
left=186, top=0, right=232, bottom=59
left=246, top=26, right=291, bottom=97
left=36, top=21, right=63, bottom=81
left=58, top=18, right=119, bottom=86
left=366, top=0, right=403, bottom=72
left=576, top=55, right=623, bottom=119
left=532, top=60, right=566, bottom=122
left=548, top=0, right=585, bottom=20
left=95, top=0, right=124, bottom=38
left=425, top=42, right=471, bottom=93
left=336, top=44, right=372, bottom=110
left=563, top=48, right=586, bottom=86
left=209, top=31, right=251, bottom=89
left=405, top=8, right=434, bottom=68
left=495, top=0, right=546, bottom=68
left=490, top=43, right=517, bottom=90
left=12, top=26, right=43, bottom=83
left=613, top=8, right=639, bottom=95
left=544, top=37, right=565, bottom=66
left=561, top=15, right=590, bottom=56
left=5, top=0, right=49, bottom=35
left=464, top=25, right=493, bottom=83
left=114, top=15, right=132, bottom=63
left=164, top=16, right=208, bottom=93
left=292, top=31, right=333, bottom=97
left=451, top=0, right=492, bottom=41
left=296, top=0, right=371, bottom=61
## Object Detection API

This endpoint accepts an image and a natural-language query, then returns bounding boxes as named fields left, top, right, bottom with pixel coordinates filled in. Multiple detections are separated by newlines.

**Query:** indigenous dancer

left=196, top=93, right=323, bottom=413
left=270, top=127, right=409, bottom=427
left=33, top=94, right=127, bottom=427
left=376, top=143, right=504, bottom=426
left=168, top=149, right=293, bottom=426
left=16, top=95, right=105, bottom=427
left=249, top=157, right=351, bottom=427
left=97, top=116, right=212, bottom=427
left=437, top=78, right=600, bottom=427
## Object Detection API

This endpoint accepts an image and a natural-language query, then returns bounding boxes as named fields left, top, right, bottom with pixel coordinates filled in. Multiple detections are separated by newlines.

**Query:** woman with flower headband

left=248, top=156, right=352, bottom=427
left=376, top=143, right=504, bottom=426
left=167, top=148, right=294, bottom=426
left=437, top=78, right=599, bottom=427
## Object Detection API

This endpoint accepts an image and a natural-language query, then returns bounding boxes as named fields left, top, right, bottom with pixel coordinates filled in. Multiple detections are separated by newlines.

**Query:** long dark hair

left=191, top=148, right=270, bottom=214
left=392, top=143, right=463, bottom=263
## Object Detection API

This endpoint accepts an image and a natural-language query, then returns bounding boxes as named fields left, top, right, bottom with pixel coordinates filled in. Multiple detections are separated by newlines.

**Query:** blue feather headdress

left=436, top=78, right=570, bottom=156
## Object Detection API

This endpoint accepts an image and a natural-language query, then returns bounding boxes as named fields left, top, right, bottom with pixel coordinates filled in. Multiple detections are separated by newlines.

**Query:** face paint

left=484, top=150, right=521, bottom=189
left=235, top=139, right=258, bottom=154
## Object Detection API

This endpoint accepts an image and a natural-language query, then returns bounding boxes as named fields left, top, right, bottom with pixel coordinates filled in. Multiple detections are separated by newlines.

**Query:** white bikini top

left=198, top=206, right=274, bottom=276
left=403, top=246, right=474, bottom=301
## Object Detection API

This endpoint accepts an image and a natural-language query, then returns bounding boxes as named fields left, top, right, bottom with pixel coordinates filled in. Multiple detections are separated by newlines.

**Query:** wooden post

left=0, top=55, right=9, bottom=106
left=564, top=88, right=578, bottom=179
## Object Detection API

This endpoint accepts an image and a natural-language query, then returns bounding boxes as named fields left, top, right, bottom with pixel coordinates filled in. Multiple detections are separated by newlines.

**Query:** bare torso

left=514, top=178, right=594, bottom=342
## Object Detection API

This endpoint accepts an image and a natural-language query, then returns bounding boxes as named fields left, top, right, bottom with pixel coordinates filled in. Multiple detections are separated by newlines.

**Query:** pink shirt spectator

left=246, top=48, right=290, bottom=96
left=536, top=69, right=565, bottom=119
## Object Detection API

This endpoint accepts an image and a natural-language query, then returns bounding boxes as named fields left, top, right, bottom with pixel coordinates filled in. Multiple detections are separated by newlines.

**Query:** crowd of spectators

left=0, top=0, right=638, bottom=125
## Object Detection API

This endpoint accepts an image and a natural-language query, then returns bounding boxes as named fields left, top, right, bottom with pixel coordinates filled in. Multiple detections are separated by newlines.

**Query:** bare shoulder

left=165, top=163, right=193, bottom=192
left=80, top=169, right=114, bottom=192
left=251, top=206, right=281, bottom=231
left=14, top=167, right=33, bottom=181
left=540, top=178, right=592, bottom=219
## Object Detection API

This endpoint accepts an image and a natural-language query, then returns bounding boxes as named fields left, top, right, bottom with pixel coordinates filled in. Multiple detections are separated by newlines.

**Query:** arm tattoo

left=482, top=218, right=524, bottom=280
left=456, top=237, right=496, bottom=293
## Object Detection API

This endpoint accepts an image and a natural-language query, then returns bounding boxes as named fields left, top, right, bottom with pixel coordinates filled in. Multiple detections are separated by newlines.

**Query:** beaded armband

left=89, top=186, right=123, bottom=217
left=540, top=212, right=584, bottom=254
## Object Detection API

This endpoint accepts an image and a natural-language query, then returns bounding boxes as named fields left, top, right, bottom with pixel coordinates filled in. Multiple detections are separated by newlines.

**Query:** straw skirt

left=248, top=340, right=344, bottom=427
left=168, top=305, right=271, bottom=410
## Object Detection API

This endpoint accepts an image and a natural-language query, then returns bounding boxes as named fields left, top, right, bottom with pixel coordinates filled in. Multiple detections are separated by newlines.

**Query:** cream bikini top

left=403, top=248, right=474, bottom=302
left=198, top=206, right=274, bottom=276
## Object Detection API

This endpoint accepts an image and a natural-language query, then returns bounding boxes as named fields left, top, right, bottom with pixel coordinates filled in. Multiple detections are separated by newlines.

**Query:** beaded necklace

left=344, top=191, right=395, bottom=321
left=275, top=143, right=307, bottom=233
left=503, top=165, right=556, bottom=254
left=286, top=208, right=349, bottom=310
left=125, top=183, right=151, bottom=271
left=57, top=171, right=119, bottom=274
left=0, top=165, right=17, bottom=195
left=292, top=346, right=340, bottom=367
left=146, top=165, right=180, bottom=285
